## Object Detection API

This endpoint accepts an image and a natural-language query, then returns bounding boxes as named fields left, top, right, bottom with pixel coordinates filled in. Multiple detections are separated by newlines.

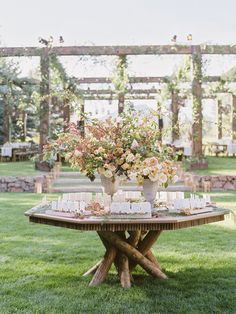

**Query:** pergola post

left=116, top=55, right=127, bottom=115
left=232, top=94, right=236, bottom=140
left=118, top=93, right=125, bottom=115
left=77, top=100, right=85, bottom=137
left=39, top=50, right=50, bottom=153
left=22, top=111, right=27, bottom=142
left=2, top=94, right=11, bottom=143
left=63, top=100, right=70, bottom=132
left=191, top=46, right=203, bottom=157
left=171, top=90, right=179, bottom=142
left=217, top=99, right=223, bottom=139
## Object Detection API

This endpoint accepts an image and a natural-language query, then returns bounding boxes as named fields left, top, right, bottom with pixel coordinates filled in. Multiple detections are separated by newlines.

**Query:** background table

left=25, top=205, right=228, bottom=288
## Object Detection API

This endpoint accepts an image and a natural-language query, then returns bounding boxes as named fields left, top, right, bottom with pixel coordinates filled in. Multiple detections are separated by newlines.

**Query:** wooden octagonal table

left=25, top=204, right=229, bottom=288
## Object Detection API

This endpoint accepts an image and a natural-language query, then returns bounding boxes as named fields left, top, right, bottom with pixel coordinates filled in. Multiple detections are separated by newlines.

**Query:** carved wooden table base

left=84, top=230, right=167, bottom=288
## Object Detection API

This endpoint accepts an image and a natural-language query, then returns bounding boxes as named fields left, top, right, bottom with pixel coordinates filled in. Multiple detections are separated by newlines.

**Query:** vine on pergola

left=155, top=58, right=192, bottom=142
left=0, top=59, right=39, bottom=144
left=112, top=55, right=129, bottom=114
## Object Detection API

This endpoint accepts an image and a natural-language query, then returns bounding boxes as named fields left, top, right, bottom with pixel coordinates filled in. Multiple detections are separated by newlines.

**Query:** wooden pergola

left=1, top=44, right=236, bottom=157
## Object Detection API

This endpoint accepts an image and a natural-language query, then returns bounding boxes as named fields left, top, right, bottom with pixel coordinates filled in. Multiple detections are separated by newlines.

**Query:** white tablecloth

left=184, top=146, right=192, bottom=156
left=1, top=147, right=12, bottom=157
left=227, top=143, right=236, bottom=154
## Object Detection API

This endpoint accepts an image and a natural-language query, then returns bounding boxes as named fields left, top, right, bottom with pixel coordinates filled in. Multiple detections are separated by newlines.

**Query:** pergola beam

left=83, top=95, right=157, bottom=100
left=76, top=76, right=170, bottom=84
left=82, top=94, right=216, bottom=101
left=1, top=45, right=236, bottom=57
left=76, top=76, right=233, bottom=84
left=81, top=88, right=160, bottom=95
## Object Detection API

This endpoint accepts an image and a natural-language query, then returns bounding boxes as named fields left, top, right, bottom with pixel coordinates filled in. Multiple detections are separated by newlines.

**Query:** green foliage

left=0, top=99, right=3, bottom=144
left=112, top=55, right=129, bottom=95
left=0, top=58, right=39, bottom=143
left=0, top=53, right=84, bottom=144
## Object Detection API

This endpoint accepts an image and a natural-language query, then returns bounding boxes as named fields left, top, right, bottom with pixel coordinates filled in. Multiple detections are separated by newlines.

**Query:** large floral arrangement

left=44, top=109, right=178, bottom=187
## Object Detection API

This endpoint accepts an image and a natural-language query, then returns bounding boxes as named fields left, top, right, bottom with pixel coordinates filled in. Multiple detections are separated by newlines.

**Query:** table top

left=25, top=202, right=229, bottom=232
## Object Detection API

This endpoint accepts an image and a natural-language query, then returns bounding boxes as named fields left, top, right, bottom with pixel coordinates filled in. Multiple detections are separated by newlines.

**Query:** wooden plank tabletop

left=25, top=203, right=229, bottom=231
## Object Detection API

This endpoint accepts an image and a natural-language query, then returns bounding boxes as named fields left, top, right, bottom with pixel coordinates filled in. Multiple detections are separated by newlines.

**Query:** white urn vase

left=142, top=179, right=159, bottom=206
left=100, top=174, right=120, bottom=199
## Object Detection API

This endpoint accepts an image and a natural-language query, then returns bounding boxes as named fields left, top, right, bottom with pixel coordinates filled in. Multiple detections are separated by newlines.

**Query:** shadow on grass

left=3, top=263, right=234, bottom=314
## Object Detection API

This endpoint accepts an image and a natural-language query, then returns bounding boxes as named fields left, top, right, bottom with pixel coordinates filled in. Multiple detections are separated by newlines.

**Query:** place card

left=173, top=197, right=207, bottom=211
left=131, top=203, right=140, bottom=211
left=139, top=202, right=151, bottom=211
left=51, top=201, right=57, bottom=211
left=80, top=201, right=86, bottom=212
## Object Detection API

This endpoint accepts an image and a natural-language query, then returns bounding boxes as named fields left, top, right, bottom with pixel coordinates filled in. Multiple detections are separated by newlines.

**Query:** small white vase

left=100, top=174, right=120, bottom=198
left=143, top=179, right=159, bottom=206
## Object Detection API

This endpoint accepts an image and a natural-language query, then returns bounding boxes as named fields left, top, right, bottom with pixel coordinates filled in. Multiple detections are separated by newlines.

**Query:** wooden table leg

left=129, top=230, right=162, bottom=272
left=89, top=245, right=117, bottom=286
left=83, top=259, right=103, bottom=277
left=98, top=231, right=167, bottom=280
left=85, top=230, right=167, bottom=287
left=145, top=250, right=162, bottom=270
left=128, top=230, right=141, bottom=247
left=128, top=231, right=162, bottom=270
left=83, top=231, right=117, bottom=277
left=116, top=232, right=131, bottom=288
left=100, top=232, right=120, bottom=274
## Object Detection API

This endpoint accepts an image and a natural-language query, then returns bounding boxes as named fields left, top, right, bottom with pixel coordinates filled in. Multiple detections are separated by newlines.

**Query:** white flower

left=149, top=173, right=159, bottom=182
left=126, top=153, right=135, bottom=163
left=74, top=150, right=82, bottom=157
left=103, top=169, right=113, bottom=178
left=146, top=157, right=159, bottom=167
left=159, top=173, right=168, bottom=184
left=97, top=147, right=105, bottom=154
left=128, top=172, right=137, bottom=180
left=131, top=139, right=139, bottom=150
left=172, top=175, right=178, bottom=183
left=143, top=167, right=150, bottom=176
left=116, top=117, right=122, bottom=123
left=106, top=164, right=116, bottom=171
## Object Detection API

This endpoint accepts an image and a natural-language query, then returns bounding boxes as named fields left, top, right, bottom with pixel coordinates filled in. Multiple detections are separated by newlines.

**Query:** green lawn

left=0, top=161, right=43, bottom=176
left=192, top=156, right=236, bottom=176
left=61, top=163, right=79, bottom=172
left=0, top=192, right=235, bottom=314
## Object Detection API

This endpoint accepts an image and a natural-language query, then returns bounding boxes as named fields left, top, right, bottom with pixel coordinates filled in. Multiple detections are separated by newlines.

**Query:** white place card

left=139, top=202, right=151, bottom=211
left=80, top=201, right=86, bottom=212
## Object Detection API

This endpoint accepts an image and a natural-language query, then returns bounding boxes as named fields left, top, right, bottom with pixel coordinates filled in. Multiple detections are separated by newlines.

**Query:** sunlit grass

left=192, top=156, right=236, bottom=175
left=0, top=192, right=235, bottom=314
left=61, top=163, right=79, bottom=172
left=0, top=161, right=43, bottom=176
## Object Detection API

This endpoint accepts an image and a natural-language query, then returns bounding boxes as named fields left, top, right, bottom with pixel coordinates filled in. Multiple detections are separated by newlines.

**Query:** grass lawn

left=0, top=161, right=43, bottom=176
left=0, top=192, right=235, bottom=314
left=61, top=163, right=79, bottom=172
left=192, top=156, right=236, bottom=176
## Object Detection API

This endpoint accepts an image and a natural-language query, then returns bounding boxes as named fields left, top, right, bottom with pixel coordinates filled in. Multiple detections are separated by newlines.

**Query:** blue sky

left=0, top=0, right=235, bottom=46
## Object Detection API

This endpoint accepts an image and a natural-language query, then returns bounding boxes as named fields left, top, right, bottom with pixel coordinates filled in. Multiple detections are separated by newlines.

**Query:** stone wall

left=0, top=175, right=48, bottom=192
left=198, top=175, right=236, bottom=190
